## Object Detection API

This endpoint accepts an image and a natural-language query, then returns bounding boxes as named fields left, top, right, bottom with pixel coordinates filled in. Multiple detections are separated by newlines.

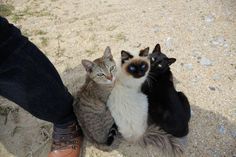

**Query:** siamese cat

left=107, top=47, right=183, bottom=155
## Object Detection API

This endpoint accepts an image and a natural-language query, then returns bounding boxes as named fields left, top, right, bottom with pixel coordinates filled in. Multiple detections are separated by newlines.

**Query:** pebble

left=200, top=57, right=212, bottom=66
left=209, top=86, right=216, bottom=91
left=208, top=148, right=220, bottom=157
left=192, top=75, right=201, bottom=83
left=230, top=131, right=236, bottom=138
left=183, top=63, right=193, bottom=70
left=165, top=37, right=174, bottom=49
left=134, top=42, right=141, bottom=48
left=212, top=74, right=221, bottom=81
left=204, top=15, right=215, bottom=23
left=218, top=125, right=226, bottom=134
left=192, top=50, right=201, bottom=57
left=153, top=25, right=160, bottom=33
left=224, top=51, right=231, bottom=56
left=211, top=36, right=226, bottom=47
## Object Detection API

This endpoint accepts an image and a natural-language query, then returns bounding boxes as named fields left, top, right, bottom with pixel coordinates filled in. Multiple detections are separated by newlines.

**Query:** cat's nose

left=138, top=72, right=145, bottom=77
left=106, top=75, right=113, bottom=81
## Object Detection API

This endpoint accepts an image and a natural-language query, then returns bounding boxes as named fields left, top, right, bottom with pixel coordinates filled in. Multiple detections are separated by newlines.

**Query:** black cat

left=142, top=43, right=191, bottom=137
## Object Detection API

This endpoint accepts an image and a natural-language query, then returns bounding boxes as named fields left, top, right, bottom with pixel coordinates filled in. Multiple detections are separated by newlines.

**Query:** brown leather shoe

left=48, top=122, right=83, bottom=157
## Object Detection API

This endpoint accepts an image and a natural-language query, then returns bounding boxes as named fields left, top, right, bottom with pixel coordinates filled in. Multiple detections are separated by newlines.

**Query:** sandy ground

left=0, top=0, right=236, bottom=156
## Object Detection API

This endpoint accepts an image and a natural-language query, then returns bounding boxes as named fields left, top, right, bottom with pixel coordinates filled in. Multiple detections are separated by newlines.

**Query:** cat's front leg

left=106, top=123, right=118, bottom=146
left=141, top=80, right=150, bottom=95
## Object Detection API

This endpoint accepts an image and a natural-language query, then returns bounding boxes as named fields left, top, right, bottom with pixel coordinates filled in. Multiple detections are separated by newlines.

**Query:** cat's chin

left=99, top=80, right=115, bottom=86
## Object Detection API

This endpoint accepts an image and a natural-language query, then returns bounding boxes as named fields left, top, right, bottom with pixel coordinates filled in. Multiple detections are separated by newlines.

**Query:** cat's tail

left=139, top=125, right=184, bottom=156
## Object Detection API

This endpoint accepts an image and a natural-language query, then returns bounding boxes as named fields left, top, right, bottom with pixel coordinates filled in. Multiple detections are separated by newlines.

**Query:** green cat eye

left=97, top=73, right=104, bottom=76
left=110, top=65, right=116, bottom=72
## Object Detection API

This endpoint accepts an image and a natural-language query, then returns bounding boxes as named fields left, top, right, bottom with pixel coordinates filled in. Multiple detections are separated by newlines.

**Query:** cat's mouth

left=102, top=76, right=116, bottom=85
left=133, top=72, right=146, bottom=78
left=109, top=76, right=116, bottom=83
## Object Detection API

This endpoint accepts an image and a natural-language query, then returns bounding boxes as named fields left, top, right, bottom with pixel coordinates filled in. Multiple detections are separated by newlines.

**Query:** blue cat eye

left=141, top=64, right=146, bottom=69
left=129, top=66, right=136, bottom=72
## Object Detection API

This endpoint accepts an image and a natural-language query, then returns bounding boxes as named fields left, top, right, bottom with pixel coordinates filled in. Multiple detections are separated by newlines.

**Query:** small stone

left=211, top=36, right=226, bottom=47
left=212, top=74, right=221, bottom=81
left=184, top=63, right=193, bottom=70
left=209, top=86, right=216, bottom=91
left=223, top=43, right=228, bottom=48
left=134, top=42, right=141, bottom=48
left=230, top=131, right=236, bottom=138
left=204, top=15, right=215, bottom=23
left=224, top=51, right=232, bottom=56
left=200, top=57, right=212, bottom=66
left=218, top=125, right=226, bottom=134
left=192, top=75, right=201, bottom=83
left=153, top=25, right=160, bottom=33
left=192, top=50, right=201, bottom=57
left=165, top=37, right=174, bottom=49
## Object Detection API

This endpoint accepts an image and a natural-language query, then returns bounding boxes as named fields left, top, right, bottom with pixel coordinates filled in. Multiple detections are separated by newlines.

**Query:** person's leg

left=0, top=17, right=82, bottom=157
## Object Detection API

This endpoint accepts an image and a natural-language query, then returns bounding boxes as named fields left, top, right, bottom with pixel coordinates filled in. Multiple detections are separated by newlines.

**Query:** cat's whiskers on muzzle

left=103, top=76, right=116, bottom=85
left=106, top=75, right=113, bottom=81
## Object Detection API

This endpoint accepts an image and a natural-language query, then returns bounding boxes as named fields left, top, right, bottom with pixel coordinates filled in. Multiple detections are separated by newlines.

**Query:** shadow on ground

left=0, top=65, right=235, bottom=157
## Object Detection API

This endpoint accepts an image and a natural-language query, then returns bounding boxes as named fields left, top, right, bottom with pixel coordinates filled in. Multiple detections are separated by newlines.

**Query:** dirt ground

left=0, top=0, right=236, bottom=156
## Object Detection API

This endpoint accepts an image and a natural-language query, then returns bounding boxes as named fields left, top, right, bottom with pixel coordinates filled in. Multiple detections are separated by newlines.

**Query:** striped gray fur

left=73, top=47, right=117, bottom=148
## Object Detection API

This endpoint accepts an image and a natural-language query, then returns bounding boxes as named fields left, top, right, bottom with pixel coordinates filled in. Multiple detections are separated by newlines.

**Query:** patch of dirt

left=0, top=0, right=235, bottom=156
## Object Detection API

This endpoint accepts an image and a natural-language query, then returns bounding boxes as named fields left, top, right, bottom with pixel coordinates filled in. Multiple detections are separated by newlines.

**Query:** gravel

left=200, top=57, right=212, bottom=66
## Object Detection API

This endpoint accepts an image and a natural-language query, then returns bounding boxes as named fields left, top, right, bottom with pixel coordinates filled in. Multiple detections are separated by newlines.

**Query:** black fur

left=142, top=44, right=191, bottom=137
left=121, top=50, right=133, bottom=64
left=106, top=123, right=118, bottom=146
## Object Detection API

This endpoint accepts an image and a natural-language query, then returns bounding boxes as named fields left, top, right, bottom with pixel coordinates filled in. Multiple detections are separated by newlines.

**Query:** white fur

left=107, top=52, right=150, bottom=142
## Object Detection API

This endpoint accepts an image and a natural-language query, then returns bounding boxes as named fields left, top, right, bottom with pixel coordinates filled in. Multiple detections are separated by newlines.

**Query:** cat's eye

left=110, top=65, right=116, bottom=72
left=141, top=64, right=146, bottom=69
left=129, top=66, right=136, bottom=72
left=151, top=57, right=156, bottom=62
left=97, top=73, right=104, bottom=76
left=158, top=64, right=162, bottom=68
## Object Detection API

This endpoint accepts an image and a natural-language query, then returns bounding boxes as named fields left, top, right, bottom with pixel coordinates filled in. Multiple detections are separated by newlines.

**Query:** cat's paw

left=110, top=124, right=118, bottom=135
left=106, top=135, right=114, bottom=146
left=106, top=124, right=118, bottom=146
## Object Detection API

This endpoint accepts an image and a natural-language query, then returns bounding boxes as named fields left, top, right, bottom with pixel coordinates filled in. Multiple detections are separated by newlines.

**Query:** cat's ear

left=167, top=58, right=176, bottom=65
left=82, top=59, right=94, bottom=72
left=103, top=46, right=113, bottom=60
left=139, top=47, right=149, bottom=57
left=152, top=43, right=161, bottom=54
left=121, top=50, right=133, bottom=63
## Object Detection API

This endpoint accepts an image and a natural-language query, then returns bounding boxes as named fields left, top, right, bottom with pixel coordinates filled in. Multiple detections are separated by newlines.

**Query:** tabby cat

left=142, top=43, right=191, bottom=137
left=73, top=47, right=118, bottom=146
left=107, top=47, right=183, bottom=155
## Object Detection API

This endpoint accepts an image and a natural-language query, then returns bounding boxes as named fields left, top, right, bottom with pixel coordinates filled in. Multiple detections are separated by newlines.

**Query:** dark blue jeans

left=0, top=17, right=77, bottom=126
